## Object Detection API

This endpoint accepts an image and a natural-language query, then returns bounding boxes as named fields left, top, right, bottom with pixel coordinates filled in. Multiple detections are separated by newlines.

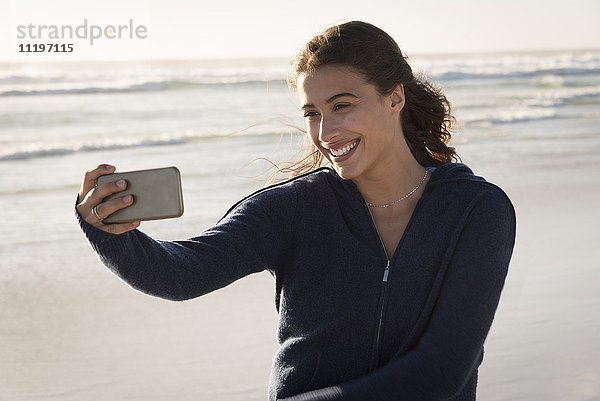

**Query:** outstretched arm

left=281, top=188, right=517, bottom=401
left=76, top=164, right=296, bottom=301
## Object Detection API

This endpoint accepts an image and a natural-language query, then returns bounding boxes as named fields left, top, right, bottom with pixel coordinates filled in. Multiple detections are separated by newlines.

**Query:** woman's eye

left=334, top=104, right=349, bottom=111
left=303, top=111, right=319, bottom=118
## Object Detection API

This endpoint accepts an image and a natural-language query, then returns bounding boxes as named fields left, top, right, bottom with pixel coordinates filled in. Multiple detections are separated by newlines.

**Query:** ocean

left=2, top=50, right=600, bottom=164
left=1, top=50, right=599, bottom=400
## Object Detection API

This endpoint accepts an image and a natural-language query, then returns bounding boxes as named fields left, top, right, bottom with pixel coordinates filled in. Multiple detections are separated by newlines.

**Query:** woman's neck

left=354, top=158, right=428, bottom=208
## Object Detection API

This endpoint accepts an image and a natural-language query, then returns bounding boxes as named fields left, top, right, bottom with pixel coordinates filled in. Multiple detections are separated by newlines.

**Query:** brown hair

left=279, top=20, right=458, bottom=178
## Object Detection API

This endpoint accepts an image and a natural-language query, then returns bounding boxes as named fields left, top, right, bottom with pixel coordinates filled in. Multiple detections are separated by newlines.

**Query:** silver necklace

left=366, top=169, right=429, bottom=208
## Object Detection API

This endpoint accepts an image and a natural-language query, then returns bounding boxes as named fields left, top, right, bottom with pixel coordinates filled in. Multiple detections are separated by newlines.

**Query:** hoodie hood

left=426, top=163, right=487, bottom=187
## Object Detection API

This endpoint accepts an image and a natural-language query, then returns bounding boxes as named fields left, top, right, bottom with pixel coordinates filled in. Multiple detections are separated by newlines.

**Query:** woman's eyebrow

left=300, top=92, right=359, bottom=111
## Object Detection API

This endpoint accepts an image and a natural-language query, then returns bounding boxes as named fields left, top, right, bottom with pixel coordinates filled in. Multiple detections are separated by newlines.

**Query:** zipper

left=365, top=204, right=392, bottom=371
left=382, top=260, right=390, bottom=282
left=366, top=204, right=390, bottom=273
left=362, top=168, right=433, bottom=371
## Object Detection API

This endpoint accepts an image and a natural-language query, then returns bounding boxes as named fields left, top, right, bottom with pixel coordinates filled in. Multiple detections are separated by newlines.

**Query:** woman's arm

left=76, top=164, right=296, bottom=301
left=281, top=188, right=517, bottom=401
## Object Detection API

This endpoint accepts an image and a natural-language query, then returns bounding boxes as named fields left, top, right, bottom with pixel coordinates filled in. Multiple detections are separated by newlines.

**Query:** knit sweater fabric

left=77, top=162, right=517, bottom=401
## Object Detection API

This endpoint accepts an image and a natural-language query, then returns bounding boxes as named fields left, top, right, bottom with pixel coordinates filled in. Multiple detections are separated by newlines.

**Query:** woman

left=76, top=21, right=516, bottom=401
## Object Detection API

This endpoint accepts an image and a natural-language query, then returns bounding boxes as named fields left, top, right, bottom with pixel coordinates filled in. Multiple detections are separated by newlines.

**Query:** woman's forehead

left=297, top=66, right=371, bottom=101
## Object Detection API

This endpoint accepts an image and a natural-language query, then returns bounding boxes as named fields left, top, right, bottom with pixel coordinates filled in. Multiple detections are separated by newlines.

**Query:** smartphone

left=96, top=166, right=184, bottom=224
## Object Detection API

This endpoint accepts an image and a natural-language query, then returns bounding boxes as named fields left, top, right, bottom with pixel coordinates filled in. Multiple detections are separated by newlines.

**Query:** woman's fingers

left=79, top=164, right=115, bottom=199
left=76, top=164, right=140, bottom=234
left=85, top=178, right=128, bottom=206
left=91, top=193, right=134, bottom=222
left=78, top=192, right=140, bottom=234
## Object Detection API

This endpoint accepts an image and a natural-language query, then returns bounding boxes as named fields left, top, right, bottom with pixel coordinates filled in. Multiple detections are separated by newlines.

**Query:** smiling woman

left=75, top=21, right=516, bottom=401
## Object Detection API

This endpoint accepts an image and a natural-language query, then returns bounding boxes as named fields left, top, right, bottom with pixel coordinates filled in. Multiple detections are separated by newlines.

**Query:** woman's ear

left=390, top=83, right=405, bottom=112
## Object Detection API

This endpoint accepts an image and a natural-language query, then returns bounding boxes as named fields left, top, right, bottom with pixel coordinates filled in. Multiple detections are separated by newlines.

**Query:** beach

left=1, top=52, right=599, bottom=400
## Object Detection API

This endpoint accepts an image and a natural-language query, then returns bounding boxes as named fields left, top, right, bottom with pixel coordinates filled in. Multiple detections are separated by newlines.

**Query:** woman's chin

left=332, top=165, right=358, bottom=181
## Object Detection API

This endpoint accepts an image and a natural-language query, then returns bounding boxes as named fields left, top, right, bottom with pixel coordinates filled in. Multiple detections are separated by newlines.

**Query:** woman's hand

left=76, top=164, right=140, bottom=234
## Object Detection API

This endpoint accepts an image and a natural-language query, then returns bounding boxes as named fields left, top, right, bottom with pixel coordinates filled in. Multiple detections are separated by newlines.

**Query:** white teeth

left=330, top=141, right=357, bottom=157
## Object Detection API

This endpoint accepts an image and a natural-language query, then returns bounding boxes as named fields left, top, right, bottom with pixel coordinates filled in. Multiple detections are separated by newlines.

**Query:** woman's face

left=297, top=65, right=405, bottom=182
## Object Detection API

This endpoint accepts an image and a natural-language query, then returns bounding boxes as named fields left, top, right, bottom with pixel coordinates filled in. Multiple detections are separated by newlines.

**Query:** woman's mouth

left=328, top=139, right=359, bottom=161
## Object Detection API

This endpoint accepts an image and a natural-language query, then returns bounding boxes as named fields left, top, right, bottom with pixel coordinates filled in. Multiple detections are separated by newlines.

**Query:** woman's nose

left=318, top=115, right=340, bottom=144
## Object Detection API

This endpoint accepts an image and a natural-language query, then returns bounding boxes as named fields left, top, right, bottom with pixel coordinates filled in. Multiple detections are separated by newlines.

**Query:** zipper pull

left=382, top=260, right=390, bottom=282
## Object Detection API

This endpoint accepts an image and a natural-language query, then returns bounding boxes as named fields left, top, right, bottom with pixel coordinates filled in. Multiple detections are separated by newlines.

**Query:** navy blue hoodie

left=77, top=163, right=517, bottom=400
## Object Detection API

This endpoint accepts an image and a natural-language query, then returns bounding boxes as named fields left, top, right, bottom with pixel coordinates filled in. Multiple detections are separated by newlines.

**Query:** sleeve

left=280, top=188, right=517, bottom=401
left=76, top=186, right=297, bottom=301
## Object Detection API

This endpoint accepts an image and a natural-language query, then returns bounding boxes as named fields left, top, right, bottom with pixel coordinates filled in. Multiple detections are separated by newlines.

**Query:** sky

left=1, top=0, right=599, bottom=62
